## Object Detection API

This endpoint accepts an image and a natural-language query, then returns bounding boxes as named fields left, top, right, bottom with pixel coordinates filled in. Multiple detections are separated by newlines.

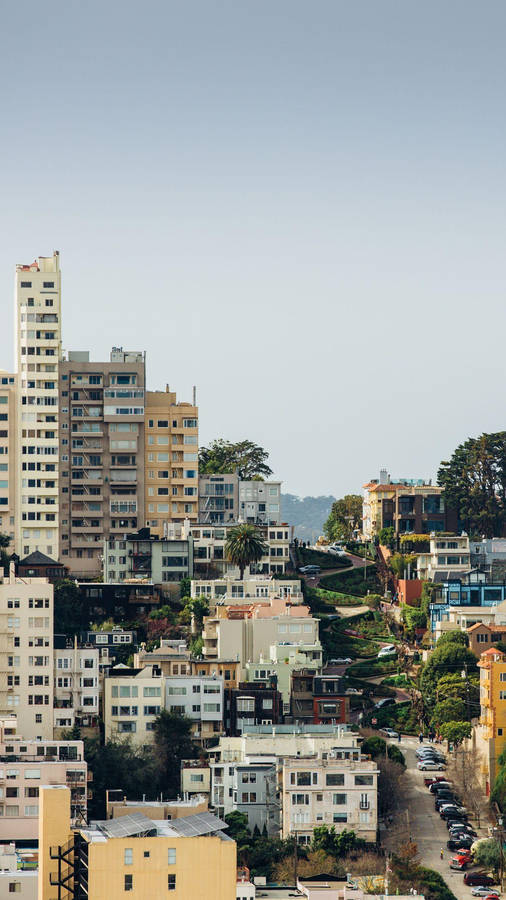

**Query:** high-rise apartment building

left=58, top=348, right=146, bottom=578
left=0, top=566, right=54, bottom=740
left=145, top=387, right=199, bottom=535
left=0, top=371, right=17, bottom=549
left=15, top=252, right=62, bottom=558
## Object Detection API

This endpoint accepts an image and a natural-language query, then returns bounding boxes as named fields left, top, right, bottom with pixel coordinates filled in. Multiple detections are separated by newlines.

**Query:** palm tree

left=225, top=524, right=269, bottom=579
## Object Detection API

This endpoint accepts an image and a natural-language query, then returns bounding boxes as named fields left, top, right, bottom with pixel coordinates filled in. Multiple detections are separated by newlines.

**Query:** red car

left=424, top=775, right=448, bottom=787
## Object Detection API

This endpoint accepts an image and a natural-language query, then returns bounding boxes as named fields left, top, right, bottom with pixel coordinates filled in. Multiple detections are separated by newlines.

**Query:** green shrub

left=297, top=547, right=350, bottom=570
left=319, top=567, right=381, bottom=596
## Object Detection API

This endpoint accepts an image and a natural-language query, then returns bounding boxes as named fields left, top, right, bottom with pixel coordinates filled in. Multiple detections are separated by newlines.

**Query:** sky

left=1, top=1, right=505, bottom=498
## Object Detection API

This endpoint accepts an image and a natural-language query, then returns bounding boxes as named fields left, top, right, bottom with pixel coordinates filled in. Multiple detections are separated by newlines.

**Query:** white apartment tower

left=15, top=252, right=62, bottom=557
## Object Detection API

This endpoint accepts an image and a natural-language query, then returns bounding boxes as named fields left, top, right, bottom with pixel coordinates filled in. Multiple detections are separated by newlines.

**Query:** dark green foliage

left=324, top=496, right=363, bottom=542
left=297, top=547, right=350, bottom=570
left=54, top=579, right=87, bottom=637
left=311, top=826, right=364, bottom=858
left=152, top=710, right=198, bottom=798
left=438, top=432, right=506, bottom=537
left=413, top=867, right=459, bottom=900
left=491, top=746, right=506, bottom=810
left=84, top=738, right=159, bottom=819
left=420, top=640, right=477, bottom=696
left=378, top=526, right=395, bottom=548
left=431, top=698, right=467, bottom=727
left=199, top=439, right=272, bottom=480
left=361, top=736, right=405, bottom=767
left=319, top=567, right=381, bottom=596
left=0, top=533, right=10, bottom=573
left=179, top=576, right=191, bottom=598
left=439, top=721, right=472, bottom=746
left=225, top=524, right=269, bottom=578
left=473, top=839, right=501, bottom=873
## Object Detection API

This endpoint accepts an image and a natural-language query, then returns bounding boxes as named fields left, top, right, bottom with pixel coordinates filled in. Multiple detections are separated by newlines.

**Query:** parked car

left=441, top=806, right=468, bottom=819
left=378, top=647, right=397, bottom=659
left=299, top=565, right=321, bottom=575
left=380, top=728, right=400, bottom=739
left=328, top=545, right=348, bottom=557
left=449, top=850, right=472, bottom=870
left=446, top=817, right=469, bottom=829
left=435, top=796, right=458, bottom=810
left=417, top=759, right=446, bottom=771
left=374, top=698, right=396, bottom=709
left=470, top=889, right=500, bottom=897
left=425, top=776, right=448, bottom=787
left=333, top=657, right=352, bottom=664
left=447, top=838, right=474, bottom=851
left=417, top=745, right=437, bottom=757
left=429, top=780, right=452, bottom=793
left=418, top=749, right=446, bottom=761
left=345, top=688, right=362, bottom=695
left=464, top=874, right=497, bottom=887
left=449, top=825, right=477, bottom=838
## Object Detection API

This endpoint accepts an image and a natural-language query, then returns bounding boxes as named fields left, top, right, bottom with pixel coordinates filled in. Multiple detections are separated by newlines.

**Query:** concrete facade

left=58, top=348, right=146, bottom=579
left=145, top=388, right=198, bottom=534
left=0, top=371, right=17, bottom=551
left=15, top=252, right=62, bottom=559
left=239, top=480, right=281, bottom=526
left=0, top=568, right=53, bottom=740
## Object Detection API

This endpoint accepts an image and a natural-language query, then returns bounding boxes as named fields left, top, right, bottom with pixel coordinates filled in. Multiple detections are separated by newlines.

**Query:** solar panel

left=98, top=813, right=157, bottom=839
left=169, top=812, right=228, bottom=837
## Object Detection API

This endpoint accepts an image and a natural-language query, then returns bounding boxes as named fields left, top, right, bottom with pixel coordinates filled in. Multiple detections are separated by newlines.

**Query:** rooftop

left=81, top=810, right=229, bottom=843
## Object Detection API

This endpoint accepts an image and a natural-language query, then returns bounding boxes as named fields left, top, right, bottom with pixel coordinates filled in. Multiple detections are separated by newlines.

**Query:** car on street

left=425, top=775, right=448, bottom=787
left=331, top=657, right=352, bottom=664
left=449, top=825, right=477, bottom=838
left=417, top=748, right=446, bottom=761
left=377, top=646, right=397, bottom=659
left=470, top=889, right=500, bottom=897
left=429, top=780, right=452, bottom=793
left=345, top=688, right=361, bottom=695
left=328, top=545, right=348, bottom=557
left=374, top=698, right=396, bottom=709
left=446, top=817, right=469, bottom=829
left=447, top=838, right=474, bottom=851
left=380, top=728, right=400, bottom=739
left=441, top=806, right=468, bottom=819
left=435, top=796, right=459, bottom=810
left=464, top=874, right=497, bottom=887
left=417, top=759, right=446, bottom=771
left=299, top=565, right=321, bottom=575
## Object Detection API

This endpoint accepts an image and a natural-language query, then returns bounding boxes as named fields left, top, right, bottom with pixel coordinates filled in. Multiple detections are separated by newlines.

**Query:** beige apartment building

left=0, top=372, right=16, bottom=549
left=0, top=566, right=54, bottom=740
left=145, top=387, right=198, bottom=535
left=0, top=716, right=87, bottom=840
left=104, top=665, right=163, bottom=746
left=281, top=752, right=378, bottom=843
left=15, top=252, right=62, bottom=558
left=58, top=348, right=146, bottom=578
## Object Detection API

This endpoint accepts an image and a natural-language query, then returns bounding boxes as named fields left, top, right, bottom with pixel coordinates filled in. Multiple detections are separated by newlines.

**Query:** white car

left=328, top=545, right=348, bottom=557
left=417, top=759, right=446, bottom=771
left=471, top=889, right=500, bottom=897
left=345, top=688, right=361, bottom=695
left=380, top=728, right=399, bottom=739
left=377, top=647, right=396, bottom=659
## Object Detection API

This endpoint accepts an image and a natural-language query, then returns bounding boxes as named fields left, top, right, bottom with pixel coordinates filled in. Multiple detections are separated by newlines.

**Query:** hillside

left=281, top=493, right=336, bottom=541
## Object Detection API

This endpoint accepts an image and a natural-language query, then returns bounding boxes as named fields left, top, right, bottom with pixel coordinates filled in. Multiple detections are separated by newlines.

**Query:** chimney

left=379, top=468, right=388, bottom=485
left=193, top=385, right=197, bottom=406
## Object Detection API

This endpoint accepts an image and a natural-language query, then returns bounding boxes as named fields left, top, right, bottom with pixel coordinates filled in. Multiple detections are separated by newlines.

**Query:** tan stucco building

left=145, top=387, right=198, bottom=535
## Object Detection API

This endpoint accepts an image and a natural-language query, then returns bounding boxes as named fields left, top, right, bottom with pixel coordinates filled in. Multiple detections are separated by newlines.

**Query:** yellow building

left=145, top=388, right=198, bottom=536
left=477, top=647, right=506, bottom=791
left=39, top=785, right=236, bottom=900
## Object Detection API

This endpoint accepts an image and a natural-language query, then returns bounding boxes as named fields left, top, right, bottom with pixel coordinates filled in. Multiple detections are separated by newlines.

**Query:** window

left=333, top=793, right=347, bottom=805
left=124, top=848, right=133, bottom=865
left=168, top=874, right=176, bottom=890
left=355, top=775, right=374, bottom=786
left=326, top=773, right=344, bottom=786
left=124, top=874, right=133, bottom=891
left=8, top=883, right=21, bottom=893
left=291, top=794, right=309, bottom=805
left=167, top=848, right=176, bottom=865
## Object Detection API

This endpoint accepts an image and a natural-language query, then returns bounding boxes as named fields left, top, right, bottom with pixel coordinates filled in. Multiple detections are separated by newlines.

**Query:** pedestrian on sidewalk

left=440, top=848, right=444, bottom=860
left=398, top=733, right=401, bottom=743
left=419, top=732, right=423, bottom=744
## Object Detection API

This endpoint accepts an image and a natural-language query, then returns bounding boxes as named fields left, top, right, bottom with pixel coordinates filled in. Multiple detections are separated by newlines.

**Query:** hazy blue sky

left=1, top=1, right=505, bottom=497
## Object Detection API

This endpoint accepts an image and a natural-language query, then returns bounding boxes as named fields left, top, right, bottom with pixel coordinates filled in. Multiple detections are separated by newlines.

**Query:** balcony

left=359, top=801, right=370, bottom=810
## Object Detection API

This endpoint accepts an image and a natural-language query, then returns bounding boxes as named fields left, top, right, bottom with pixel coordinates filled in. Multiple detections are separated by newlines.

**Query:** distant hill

left=281, top=494, right=336, bottom=542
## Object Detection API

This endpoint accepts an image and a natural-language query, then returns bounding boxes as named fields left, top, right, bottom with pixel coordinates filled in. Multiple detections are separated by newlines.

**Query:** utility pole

left=293, top=831, right=298, bottom=888
left=462, top=663, right=471, bottom=720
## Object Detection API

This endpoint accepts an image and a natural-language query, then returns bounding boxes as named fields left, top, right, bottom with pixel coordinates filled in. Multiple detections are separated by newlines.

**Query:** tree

left=389, top=553, right=416, bottom=579
left=473, top=839, right=501, bottom=873
left=311, top=826, right=364, bottom=859
left=224, top=811, right=250, bottom=847
left=199, top=439, right=273, bottom=480
left=431, top=698, right=467, bottom=728
left=54, top=579, right=87, bottom=637
left=83, top=738, right=158, bottom=819
left=436, top=672, right=480, bottom=708
left=420, top=641, right=477, bottom=695
left=377, top=756, right=406, bottom=817
left=437, top=631, right=470, bottom=648
left=439, top=721, right=472, bottom=747
left=225, top=524, right=268, bottom=578
left=0, top=533, right=10, bottom=572
left=447, top=744, right=487, bottom=827
left=324, top=495, right=362, bottom=542
left=378, top=526, right=395, bottom=548
left=361, top=736, right=405, bottom=767
left=152, top=710, right=198, bottom=798
left=438, top=432, right=506, bottom=537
